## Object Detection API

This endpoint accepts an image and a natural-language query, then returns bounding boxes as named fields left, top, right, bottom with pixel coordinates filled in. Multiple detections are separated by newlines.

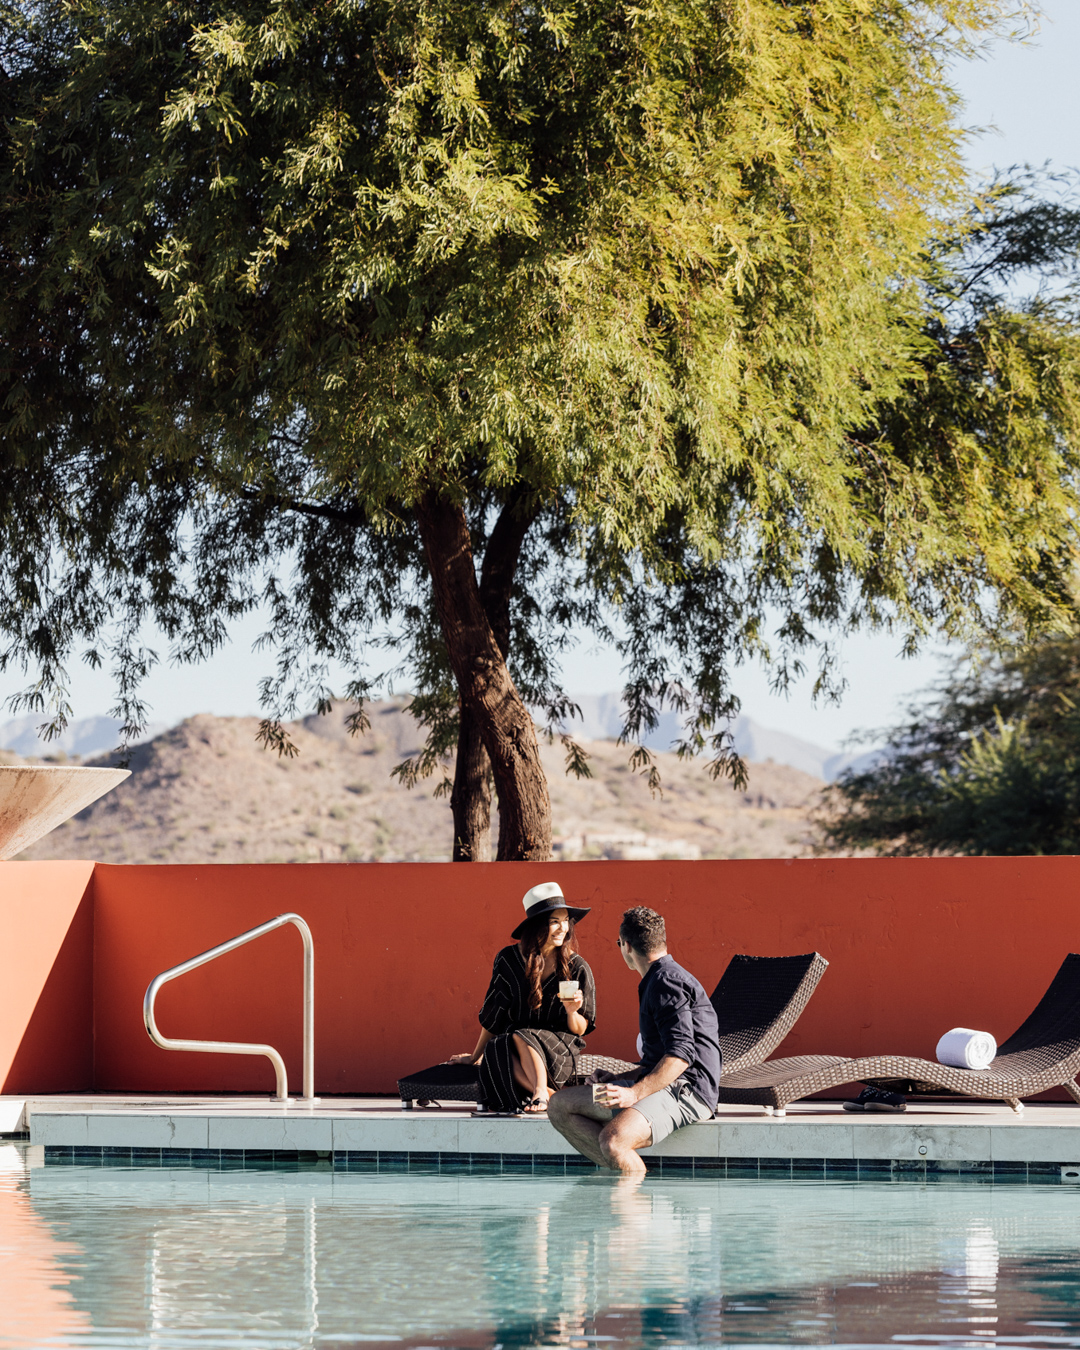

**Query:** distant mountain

left=21, top=704, right=825, bottom=864
left=1, top=695, right=883, bottom=782
left=0, top=713, right=168, bottom=760
left=729, top=717, right=884, bottom=783
left=562, top=694, right=883, bottom=783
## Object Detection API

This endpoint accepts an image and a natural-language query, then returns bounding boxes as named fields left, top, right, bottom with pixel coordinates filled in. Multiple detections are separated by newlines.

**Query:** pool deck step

left=5, top=1095, right=1080, bottom=1173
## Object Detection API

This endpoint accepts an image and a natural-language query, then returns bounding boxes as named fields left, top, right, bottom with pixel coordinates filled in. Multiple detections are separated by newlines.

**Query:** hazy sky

left=3, top=2, right=1078, bottom=750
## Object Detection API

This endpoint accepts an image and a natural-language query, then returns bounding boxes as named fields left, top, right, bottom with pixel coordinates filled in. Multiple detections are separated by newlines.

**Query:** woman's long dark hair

left=517, top=913, right=578, bottom=1011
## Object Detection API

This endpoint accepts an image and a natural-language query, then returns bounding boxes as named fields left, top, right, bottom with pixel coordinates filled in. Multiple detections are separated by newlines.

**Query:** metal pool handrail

left=143, top=913, right=316, bottom=1104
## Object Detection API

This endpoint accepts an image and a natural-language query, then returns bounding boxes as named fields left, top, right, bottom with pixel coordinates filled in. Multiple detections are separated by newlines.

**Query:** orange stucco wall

left=84, top=856, right=1080, bottom=1096
left=0, top=861, right=95, bottom=1093
left=4, top=856, right=1079, bottom=1097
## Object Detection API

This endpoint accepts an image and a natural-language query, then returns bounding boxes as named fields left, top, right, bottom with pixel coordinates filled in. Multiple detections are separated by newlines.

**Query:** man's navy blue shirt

left=636, top=954, right=722, bottom=1110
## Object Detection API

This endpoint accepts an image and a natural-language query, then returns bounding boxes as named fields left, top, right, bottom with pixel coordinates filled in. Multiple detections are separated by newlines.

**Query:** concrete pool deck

left=6, top=1094, right=1080, bottom=1178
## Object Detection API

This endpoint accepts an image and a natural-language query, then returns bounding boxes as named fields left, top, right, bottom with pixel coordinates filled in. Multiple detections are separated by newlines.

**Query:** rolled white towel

left=936, top=1027, right=997, bottom=1070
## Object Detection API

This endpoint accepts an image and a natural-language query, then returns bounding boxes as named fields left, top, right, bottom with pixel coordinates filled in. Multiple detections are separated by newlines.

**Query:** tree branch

left=479, top=488, right=540, bottom=657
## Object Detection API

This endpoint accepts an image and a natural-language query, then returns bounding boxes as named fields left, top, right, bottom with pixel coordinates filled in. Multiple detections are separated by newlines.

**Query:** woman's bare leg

left=512, top=1034, right=550, bottom=1110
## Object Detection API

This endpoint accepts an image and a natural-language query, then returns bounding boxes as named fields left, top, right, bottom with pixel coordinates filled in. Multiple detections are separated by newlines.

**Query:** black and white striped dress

left=477, top=945, right=597, bottom=1112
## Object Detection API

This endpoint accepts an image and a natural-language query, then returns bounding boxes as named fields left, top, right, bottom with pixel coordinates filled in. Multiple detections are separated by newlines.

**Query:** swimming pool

left=3, top=1142, right=1080, bottom=1349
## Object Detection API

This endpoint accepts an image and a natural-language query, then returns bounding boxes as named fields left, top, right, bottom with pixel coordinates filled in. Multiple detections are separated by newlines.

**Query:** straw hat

left=511, top=881, right=590, bottom=940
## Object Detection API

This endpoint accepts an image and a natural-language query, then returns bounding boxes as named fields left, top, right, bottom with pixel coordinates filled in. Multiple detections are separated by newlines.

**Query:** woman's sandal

left=520, top=1096, right=549, bottom=1114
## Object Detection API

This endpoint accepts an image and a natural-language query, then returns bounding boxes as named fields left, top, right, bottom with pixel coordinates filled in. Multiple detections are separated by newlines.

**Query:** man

left=548, top=906, right=721, bottom=1174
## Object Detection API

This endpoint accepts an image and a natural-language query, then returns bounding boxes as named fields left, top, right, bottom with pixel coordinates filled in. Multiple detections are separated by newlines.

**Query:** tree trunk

left=450, top=703, right=492, bottom=861
left=415, top=491, right=551, bottom=862
left=446, top=494, right=538, bottom=861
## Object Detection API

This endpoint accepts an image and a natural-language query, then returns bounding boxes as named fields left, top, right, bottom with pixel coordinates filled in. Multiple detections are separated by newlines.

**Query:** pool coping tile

left=34, top=1140, right=1080, bottom=1183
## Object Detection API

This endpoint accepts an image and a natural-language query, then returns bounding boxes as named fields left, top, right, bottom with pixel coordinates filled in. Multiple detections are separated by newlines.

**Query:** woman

left=450, top=881, right=597, bottom=1113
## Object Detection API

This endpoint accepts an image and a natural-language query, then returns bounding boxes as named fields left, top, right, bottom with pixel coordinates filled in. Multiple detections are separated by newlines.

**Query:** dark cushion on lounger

left=397, top=1062, right=482, bottom=1107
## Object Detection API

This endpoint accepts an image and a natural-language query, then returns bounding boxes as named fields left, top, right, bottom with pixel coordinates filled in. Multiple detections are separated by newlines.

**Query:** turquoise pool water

left=3, top=1144, right=1080, bottom=1349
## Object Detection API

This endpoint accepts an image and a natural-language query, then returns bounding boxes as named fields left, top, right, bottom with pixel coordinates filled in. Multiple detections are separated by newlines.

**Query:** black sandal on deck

left=842, top=1086, right=907, bottom=1113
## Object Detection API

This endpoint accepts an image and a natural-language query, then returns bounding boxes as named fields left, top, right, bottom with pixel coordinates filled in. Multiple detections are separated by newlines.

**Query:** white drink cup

left=558, top=980, right=579, bottom=999
left=592, top=1082, right=609, bottom=1105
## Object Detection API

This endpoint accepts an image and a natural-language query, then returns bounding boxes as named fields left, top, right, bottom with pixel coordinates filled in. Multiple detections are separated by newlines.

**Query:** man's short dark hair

left=620, top=906, right=666, bottom=957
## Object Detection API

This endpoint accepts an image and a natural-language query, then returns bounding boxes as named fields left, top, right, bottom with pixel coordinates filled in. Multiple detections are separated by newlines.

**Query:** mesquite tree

left=819, top=637, right=1080, bottom=856
left=3, top=0, right=1080, bottom=861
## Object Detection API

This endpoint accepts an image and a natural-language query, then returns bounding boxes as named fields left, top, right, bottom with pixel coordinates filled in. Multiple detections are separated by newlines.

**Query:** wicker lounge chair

left=714, top=952, right=1080, bottom=1116
left=709, top=951, right=830, bottom=1075
left=397, top=950, right=828, bottom=1108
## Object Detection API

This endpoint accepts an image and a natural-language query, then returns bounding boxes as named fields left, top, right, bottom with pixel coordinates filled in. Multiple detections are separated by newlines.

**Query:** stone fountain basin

left=0, top=764, right=131, bottom=860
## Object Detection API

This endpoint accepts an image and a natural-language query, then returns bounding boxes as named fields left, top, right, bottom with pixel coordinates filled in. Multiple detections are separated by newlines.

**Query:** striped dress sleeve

left=572, top=956, right=597, bottom=1035
left=478, top=949, right=519, bottom=1034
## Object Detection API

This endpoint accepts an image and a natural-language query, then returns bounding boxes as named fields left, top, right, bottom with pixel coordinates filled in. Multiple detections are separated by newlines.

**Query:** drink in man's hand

left=558, top=980, right=579, bottom=999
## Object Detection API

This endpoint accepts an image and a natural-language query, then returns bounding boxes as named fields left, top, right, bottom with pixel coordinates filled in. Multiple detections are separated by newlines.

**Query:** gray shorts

left=604, top=1076, right=714, bottom=1146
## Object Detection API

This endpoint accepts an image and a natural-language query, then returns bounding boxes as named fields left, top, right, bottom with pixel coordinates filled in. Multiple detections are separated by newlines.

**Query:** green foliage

left=1, top=0, right=1080, bottom=797
left=820, top=637, right=1080, bottom=855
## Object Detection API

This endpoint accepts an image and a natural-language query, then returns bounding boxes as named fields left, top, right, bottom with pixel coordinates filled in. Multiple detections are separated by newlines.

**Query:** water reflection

left=0, top=1146, right=91, bottom=1345
left=935, top=1225, right=1000, bottom=1335
left=2, top=1146, right=1080, bottom=1350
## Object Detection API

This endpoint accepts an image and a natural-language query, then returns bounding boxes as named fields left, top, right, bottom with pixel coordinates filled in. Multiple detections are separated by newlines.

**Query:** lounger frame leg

left=1006, top=1097, right=1024, bottom=1113
left=1064, top=1080, right=1080, bottom=1105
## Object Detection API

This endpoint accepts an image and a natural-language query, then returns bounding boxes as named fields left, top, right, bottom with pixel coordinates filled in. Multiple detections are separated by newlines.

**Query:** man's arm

left=599, top=1055, right=689, bottom=1110
left=651, top=991, right=699, bottom=1069
left=600, top=979, right=699, bottom=1108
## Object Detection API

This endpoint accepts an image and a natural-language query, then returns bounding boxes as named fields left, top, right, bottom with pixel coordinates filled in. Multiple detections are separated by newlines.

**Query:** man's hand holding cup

left=592, top=1080, right=635, bottom=1110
